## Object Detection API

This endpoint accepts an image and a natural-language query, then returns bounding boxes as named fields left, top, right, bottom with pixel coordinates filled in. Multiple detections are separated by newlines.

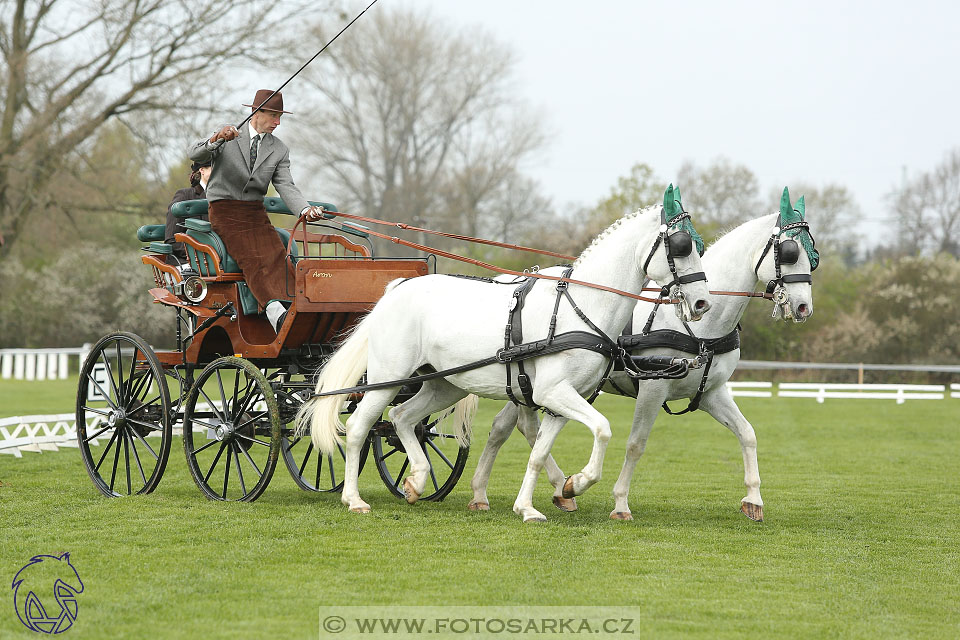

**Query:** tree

left=0, top=0, right=323, bottom=257
left=676, top=157, right=762, bottom=239
left=574, top=163, right=665, bottom=252
left=293, top=6, right=550, bottom=256
left=887, top=148, right=960, bottom=257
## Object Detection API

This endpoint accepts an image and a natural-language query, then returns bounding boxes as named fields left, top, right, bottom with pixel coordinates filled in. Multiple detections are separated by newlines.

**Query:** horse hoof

left=610, top=511, right=633, bottom=521
left=468, top=500, right=490, bottom=511
left=403, top=478, right=420, bottom=504
left=552, top=495, right=577, bottom=512
left=349, top=506, right=371, bottom=514
left=523, top=514, right=547, bottom=523
left=561, top=476, right=576, bottom=499
left=741, top=502, right=764, bottom=522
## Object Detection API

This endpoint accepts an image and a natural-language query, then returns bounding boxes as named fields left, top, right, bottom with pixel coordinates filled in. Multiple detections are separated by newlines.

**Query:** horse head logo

left=11, top=552, right=84, bottom=634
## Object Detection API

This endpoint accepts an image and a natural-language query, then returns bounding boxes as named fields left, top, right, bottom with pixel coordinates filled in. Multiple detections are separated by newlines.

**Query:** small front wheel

left=182, top=357, right=280, bottom=501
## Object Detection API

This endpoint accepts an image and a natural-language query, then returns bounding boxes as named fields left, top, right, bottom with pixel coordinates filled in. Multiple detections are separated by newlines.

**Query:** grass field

left=1, top=386, right=958, bottom=639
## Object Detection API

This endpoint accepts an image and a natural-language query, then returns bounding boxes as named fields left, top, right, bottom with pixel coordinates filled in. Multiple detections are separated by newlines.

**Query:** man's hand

left=209, top=126, right=239, bottom=143
left=303, top=205, right=326, bottom=222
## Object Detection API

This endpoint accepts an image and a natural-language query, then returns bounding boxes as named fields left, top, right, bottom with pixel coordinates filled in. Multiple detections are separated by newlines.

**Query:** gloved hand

left=303, top=205, right=326, bottom=222
left=209, top=125, right=239, bottom=143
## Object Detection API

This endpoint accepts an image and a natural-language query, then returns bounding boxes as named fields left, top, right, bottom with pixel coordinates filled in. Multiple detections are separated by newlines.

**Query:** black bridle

left=754, top=214, right=817, bottom=302
left=641, top=205, right=708, bottom=295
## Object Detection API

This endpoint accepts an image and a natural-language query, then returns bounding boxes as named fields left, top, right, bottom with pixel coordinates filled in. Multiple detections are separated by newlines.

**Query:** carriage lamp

left=175, top=274, right=207, bottom=303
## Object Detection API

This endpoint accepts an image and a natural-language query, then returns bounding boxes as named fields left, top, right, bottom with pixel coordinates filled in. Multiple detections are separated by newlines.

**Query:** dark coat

left=165, top=183, right=206, bottom=264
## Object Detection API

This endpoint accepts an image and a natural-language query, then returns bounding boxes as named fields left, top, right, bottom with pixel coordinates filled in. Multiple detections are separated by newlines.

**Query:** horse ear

left=779, top=186, right=792, bottom=220
left=795, top=195, right=806, bottom=219
left=663, top=183, right=678, bottom=218
left=674, top=185, right=683, bottom=209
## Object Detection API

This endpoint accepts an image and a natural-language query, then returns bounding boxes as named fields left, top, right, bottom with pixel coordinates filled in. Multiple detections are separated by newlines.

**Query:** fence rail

left=0, top=346, right=92, bottom=380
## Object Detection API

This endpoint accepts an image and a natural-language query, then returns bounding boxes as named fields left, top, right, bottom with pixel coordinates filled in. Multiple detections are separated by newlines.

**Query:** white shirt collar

left=248, top=122, right=265, bottom=148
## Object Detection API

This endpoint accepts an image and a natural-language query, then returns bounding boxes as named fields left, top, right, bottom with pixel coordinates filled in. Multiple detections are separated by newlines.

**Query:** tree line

left=1, top=3, right=957, bottom=379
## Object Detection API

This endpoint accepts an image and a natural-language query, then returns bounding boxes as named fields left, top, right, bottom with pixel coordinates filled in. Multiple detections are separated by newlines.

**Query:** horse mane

left=574, top=204, right=657, bottom=267
left=705, top=213, right=778, bottom=254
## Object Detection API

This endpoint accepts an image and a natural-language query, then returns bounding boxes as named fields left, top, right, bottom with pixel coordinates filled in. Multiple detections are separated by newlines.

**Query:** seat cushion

left=137, top=224, right=166, bottom=242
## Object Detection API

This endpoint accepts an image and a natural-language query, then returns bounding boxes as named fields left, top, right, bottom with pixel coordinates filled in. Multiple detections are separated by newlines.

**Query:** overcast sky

left=413, top=0, right=960, bottom=243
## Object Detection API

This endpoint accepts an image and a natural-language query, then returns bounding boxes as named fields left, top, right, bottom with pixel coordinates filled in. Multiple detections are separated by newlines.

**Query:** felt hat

left=242, top=89, right=292, bottom=114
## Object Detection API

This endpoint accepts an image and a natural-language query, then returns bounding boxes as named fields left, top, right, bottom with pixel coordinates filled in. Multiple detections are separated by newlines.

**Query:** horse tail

left=295, top=313, right=374, bottom=455
left=452, top=394, right=479, bottom=447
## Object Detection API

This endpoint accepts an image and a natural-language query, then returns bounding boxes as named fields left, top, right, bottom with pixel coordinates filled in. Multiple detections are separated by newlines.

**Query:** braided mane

left=574, top=205, right=656, bottom=267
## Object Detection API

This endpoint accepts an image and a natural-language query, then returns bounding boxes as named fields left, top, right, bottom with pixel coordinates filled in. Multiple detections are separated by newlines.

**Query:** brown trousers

left=209, top=200, right=294, bottom=309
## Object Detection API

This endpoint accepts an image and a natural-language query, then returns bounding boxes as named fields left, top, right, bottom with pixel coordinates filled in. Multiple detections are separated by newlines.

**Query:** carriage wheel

left=76, top=332, right=172, bottom=497
left=182, top=357, right=280, bottom=501
left=279, top=394, right=370, bottom=492
left=371, top=414, right=469, bottom=502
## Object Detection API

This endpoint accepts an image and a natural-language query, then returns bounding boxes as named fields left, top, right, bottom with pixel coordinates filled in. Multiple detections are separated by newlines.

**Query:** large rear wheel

left=76, top=332, right=172, bottom=497
left=371, top=414, right=469, bottom=502
left=182, top=357, right=280, bottom=501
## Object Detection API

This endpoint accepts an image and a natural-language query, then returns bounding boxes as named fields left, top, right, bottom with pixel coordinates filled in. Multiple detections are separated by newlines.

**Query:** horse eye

left=778, top=239, right=800, bottom=265
left=667, top=231, right=693, bottom=258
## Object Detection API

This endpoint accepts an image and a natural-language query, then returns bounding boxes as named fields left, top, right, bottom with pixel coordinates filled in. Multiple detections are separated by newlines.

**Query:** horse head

left=754, top=187, right=817, bottom=322
left=640, top=184, right=712, bottom=322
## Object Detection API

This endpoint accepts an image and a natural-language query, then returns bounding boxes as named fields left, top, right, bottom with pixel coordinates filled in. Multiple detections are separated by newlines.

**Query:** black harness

left=754, top=215, right=817, bottom=302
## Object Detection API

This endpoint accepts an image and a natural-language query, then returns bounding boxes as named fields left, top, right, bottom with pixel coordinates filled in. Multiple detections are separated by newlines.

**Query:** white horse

left=298, top=188, right=712, bottom=521
left=469, top=188, right=817, bottom=522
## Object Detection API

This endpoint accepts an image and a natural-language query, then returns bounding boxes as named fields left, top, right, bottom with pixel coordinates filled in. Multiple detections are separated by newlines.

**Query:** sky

left=410, top=0, right=960, bottom=244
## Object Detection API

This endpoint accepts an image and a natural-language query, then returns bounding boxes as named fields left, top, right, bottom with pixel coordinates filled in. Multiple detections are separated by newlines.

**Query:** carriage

left=76, top=197, right=470, bottom=502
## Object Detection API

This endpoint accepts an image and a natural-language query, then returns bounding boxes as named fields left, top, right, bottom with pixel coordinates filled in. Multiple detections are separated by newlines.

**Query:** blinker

left=667, top=231, right=693, bottom=258
left=778, top=239, right=800, bottom=265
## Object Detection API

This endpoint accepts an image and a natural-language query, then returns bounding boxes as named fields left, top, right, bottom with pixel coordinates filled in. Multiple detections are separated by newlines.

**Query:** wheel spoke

left=425, top=437, right=455, bottom=470
left=126, top=371, right=153, bottom=409
left=197, top=386, right=227, bottom=422
left=87, top=372, right=119, bottom=411
left=109, top=429, right=122, bottom=492
left=421, top=445, right=440, bottom=492
left=100, top=348, right=122, bottom=406
left=123, top=427, right=132, bottom=494
left=126, top=346, right=139, bottom=400
left=127, top=430, right=148, bottom=485
left=232, top=443, right=247, bottom=496
left=189, top=416, right=224, bottom=430
left=222, top=443, right=232, bottom=498
left=83, top=424, right=112, bottom=444
left=128, top=393, right=161, bottom=416
left=234, top=411, right=267, bottom=431
left=215, top=369, right=229, bottom=420
left=394, top=458, right=409, bottom=489
left=82, top=406, right=112, bottom=418
left=115, top=342, right=126, bottom=405
left=128, top=425, right=160, bottom=460
left=287, top=436, right=304, bottom=451
left=95, top=428, right=119, bottom=472
left=234, top=432, right=270, bottom=447
left=204, top=442, right=228, bottom=483
left=316, top=450, right=325, bottom=488
left=298, top=441, right=314, bottom=477
left=238, top=442, right=263, bottom=477
left=379, top=447, right=399, bottom=461
left=231, top=369, right=241, bottom=421
left=327, top=452, right=337, bottom=488
left=126, top=417, right=164, bottom=433
left=192, top=440, right=220, bottom=457
left=234, top=382, right=260, bottom=422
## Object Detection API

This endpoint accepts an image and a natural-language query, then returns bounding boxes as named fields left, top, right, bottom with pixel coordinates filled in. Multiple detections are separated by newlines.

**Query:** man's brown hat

left=243, top=89, right=292, bottom=114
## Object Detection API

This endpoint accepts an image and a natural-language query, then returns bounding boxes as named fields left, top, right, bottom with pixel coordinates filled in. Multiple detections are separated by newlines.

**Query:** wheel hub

left=107, top=409, right=127, bottom=429
left=214, top=423, right=235, bottom=441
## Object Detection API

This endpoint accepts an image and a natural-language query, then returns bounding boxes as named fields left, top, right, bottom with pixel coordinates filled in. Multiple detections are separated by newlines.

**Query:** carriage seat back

left=181, top=218, right=298, bottom=277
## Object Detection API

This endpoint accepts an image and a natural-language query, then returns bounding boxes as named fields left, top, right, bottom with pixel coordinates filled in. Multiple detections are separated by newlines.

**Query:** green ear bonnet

left=663, top=184, right=705, bottom=256
left=778, top=188, right=819, bottom=270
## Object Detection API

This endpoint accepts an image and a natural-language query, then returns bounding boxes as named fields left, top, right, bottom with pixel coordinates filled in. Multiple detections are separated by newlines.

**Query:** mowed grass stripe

left=1, top=394, right=958, bottom=639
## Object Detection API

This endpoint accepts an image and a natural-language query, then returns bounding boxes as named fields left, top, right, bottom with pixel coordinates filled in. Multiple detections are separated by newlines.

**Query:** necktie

left=250, top=134, right=260, bottom=170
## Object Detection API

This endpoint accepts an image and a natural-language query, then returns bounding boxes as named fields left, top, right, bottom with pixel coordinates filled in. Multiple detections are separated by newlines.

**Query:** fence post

left=48, top=353, right=58, bottom=380
left=36, top=354, right=47, bottom=380
left=58, top=353, right=68, bottom=379
left=858, top=363, right=864, bottom=385
left=14, top=353, right=25, bottom=380
left=0, top=352, right=11, bottom=379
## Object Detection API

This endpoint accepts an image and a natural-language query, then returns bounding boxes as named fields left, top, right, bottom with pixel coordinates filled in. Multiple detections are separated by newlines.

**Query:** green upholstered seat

left=149, top=242, right=173, bottom=255
left=137, top=224, right=166, bottom=242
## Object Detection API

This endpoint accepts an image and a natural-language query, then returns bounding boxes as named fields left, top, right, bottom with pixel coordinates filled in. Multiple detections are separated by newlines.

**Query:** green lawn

left=1, top=392, right=958, bottom=639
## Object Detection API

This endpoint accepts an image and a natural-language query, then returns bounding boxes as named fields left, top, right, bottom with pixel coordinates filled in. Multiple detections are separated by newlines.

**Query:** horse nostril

left=695, top=299, right=709, bottom=311
left=798, top=304, right=808, bottom=317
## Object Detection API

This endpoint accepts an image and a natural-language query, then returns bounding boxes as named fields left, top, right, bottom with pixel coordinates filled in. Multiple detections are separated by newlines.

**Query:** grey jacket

left=188, top=124, right=309, bottom=216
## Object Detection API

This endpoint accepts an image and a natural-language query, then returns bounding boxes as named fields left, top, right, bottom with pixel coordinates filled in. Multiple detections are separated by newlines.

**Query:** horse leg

left=342, top=388, right=397, bottom=513
left=388, top=380, right=467, bottom=504
left=535, top=385, right=613, bottom=499
left=468, top=403, right=518, bottom=511
left=699, top=388, right=764, bottom=521
left=610, top=390, right=664, bottom=520
left=512, top=412, right=569, bottom=522
left=512, top=406, right=576, bottom=512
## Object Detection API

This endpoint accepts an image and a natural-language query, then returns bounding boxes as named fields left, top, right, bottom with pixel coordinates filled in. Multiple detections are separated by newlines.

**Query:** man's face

left=251, top=109, right=283, bottom=135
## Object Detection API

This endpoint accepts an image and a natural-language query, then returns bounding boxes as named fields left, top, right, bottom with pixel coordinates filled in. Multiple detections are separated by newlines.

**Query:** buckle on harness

left=556, top=279, right=568, bottom=292
left=496, top=348, right=509, bottom=363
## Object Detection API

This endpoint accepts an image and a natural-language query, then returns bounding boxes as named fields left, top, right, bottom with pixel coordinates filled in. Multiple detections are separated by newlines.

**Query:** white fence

left=0, top=346, right=91, bottom=380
